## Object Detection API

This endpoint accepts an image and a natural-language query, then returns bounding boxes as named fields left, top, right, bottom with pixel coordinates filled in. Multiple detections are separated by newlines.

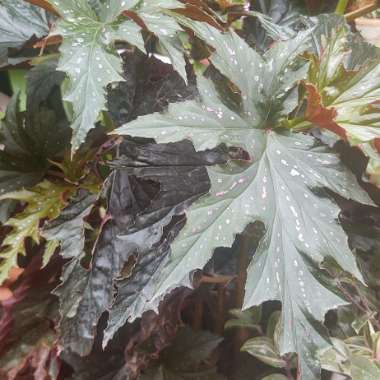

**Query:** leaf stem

left=234, top=233, right=251, bottom=355
left=345, top=1, right=380, bottom=22
left=192, top=299, right=203, bottom=331
left=215, top=285, right=226, bottom=335
left=200, top=274, right=235, bottom=284
left=24, top=0, right=60, bottom=16
left=285, top=357, right=294, bottom=380
left=335, top=0, right=350, bottom=15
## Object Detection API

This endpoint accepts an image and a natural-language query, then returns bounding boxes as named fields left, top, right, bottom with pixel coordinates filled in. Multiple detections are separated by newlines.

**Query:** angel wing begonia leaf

left=47, top=0, right=187, bottom=153
left=114, top=28, right=373, bottom=379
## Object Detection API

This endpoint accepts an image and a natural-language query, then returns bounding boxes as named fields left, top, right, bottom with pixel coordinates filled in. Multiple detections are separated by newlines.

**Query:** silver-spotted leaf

left=47, top=0, right=187, bottom=152
left=114, top=28, right=373, bottom=379
left=0, top=0, right=49, bottom=67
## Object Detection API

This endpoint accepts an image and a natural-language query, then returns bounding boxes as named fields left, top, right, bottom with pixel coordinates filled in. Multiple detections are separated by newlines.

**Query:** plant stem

left=192, top=300, right=203, bottom=331
left=24, top=0, right=60, bottom=16
left=236, top=235, right=250, bottom=309
left=345, top=1, right=380, bottom=22
left=200, top=274, right=235, bottom=284
left=215, top=285, right=226, bottom=335
left=285, top=358, right=294, bottom=380
left=234, top=233, right=251, bottom=353
left=335, top=0, right=350, bottom=15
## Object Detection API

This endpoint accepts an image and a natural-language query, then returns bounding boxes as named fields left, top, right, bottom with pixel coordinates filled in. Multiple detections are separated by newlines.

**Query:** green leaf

left=47, top=0, right=187, bottom=153
left=114, top=28, right=373, bottom=379
left=351, top=356, right=380, bottom=380
left=171, top=22, right=311, bottom=127
left=0, top=0, right=49, bottom=67
left=320, top=334, right=380, bottom=380
left=241, top=337, right=286, bottom=368
left=319, top=338, right=352, bottom=376
left=0, top=181, right=73, bottom=285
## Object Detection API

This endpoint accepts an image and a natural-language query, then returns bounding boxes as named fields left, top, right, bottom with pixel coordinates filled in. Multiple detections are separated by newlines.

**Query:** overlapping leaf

left=0, top=63, right=70, bottom=195
left=47, top=0, right=188, bottom=152
left=49, top=139, right=227, bottom=356
left=115, top=27, right=374, bottom=379
left=140, top=327, right=224, bottom=380
left=0, top=0, right=49, bottom=67
left=42, top=191, right=96, bottom=324
left=319, top=327, right=380, bottom=380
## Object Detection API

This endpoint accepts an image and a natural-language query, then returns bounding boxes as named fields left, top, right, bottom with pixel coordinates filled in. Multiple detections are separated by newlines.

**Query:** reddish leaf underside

left=304, top=83, right=348, bottom=139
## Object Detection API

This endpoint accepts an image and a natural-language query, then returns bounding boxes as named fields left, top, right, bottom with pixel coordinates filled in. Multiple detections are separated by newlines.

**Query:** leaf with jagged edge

left=0, top=181, right=74, bottom=285
left=114, top=29, right=374, bottom=379
left=0, top=0, right=49, bottom=67
left=42, top=191, right=96, bottom=324
left=54, top=139, right=225, bottom=355
left=46, top=0, right=187, bottom=153
left=55, top=168, right=198, bottom=356
left=102, top=140, right=227, bottom=346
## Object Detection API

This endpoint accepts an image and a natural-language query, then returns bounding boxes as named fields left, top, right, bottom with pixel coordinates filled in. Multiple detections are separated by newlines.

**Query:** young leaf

left=114, top=28, right=373, bottom=379
left=47, top=0, right=187, bottom=153
left=0, top=181, right=72, bottom=285
left=0, top=0, right=49, bottom=67
left=306, top=32, right=380, bottom=145
left=304, top=15, right=380, bottom=186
